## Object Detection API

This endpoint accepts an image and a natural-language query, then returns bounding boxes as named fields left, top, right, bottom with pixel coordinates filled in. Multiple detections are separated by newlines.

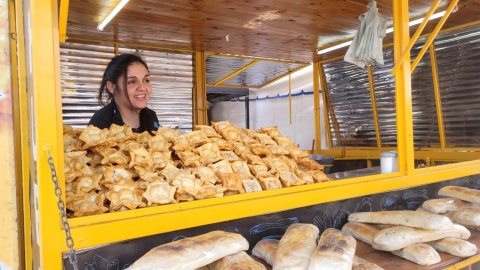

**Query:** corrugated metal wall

left=60, top=42, right=193, bottom=132
left=323, top=24, right=480, bottom=148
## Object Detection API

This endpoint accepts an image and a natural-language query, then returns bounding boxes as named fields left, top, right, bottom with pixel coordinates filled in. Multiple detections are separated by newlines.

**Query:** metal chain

left=46, top=150, right=79, bottom=270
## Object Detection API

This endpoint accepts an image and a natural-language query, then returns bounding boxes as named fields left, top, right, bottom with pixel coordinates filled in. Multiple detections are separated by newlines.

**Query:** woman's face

left=115, top=62, right=152, bottom=112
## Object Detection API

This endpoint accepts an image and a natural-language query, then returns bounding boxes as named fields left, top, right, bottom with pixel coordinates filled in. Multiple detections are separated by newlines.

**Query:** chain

left=46, top=150, right=79, bottom=270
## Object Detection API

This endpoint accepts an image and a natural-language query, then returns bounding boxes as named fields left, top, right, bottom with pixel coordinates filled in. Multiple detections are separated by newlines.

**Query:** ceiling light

left=317, top=11, right=446, bottom=54
left=97, top=0, right=130, bottom=31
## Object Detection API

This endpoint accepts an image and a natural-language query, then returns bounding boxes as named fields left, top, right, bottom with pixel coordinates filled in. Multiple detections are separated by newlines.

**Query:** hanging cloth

left=344, top=0, right=387, bottom=68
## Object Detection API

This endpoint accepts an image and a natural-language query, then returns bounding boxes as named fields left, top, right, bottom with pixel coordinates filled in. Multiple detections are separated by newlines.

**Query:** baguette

left=372, top=224, right=470, bottom=251
left=391, top=243, right=440, bottom=266
left=422, top=198, right=470, bottom=213
left=428, top=237, right=477, bottom=257
left=209, top=251, right=267, bottom=270
left=342, top=222, right=441, bottom=265
left=453, top=207, right=480, bottom=226
left=348, top=211, right=454, bottom=230
left=252, top=239, right=278, bottom=266
left=438, top=186, right=480, bottom=204
left=307, top=228, right=356, bottom=270
left=416, top=206, right=456, bottom=222
left=352, top=256, right=384, bottom=270
left=272, top=223, right=319, bottom=270
left=127, top=231, right=249, bottom=270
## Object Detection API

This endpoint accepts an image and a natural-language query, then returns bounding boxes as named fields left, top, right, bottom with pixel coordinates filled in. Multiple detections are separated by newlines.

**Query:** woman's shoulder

left=89, top=103, right=115, bottom=129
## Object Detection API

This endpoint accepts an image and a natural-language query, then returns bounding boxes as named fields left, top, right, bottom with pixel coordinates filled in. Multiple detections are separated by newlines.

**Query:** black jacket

left=88, top=100, right=159, bottom=133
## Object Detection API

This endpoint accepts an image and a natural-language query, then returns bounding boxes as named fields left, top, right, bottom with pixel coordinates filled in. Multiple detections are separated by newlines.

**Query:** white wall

left=210, top=64, right=327, bottom=150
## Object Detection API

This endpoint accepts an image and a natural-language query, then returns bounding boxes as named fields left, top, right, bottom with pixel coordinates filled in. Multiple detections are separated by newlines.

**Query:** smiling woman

left=88, top=54, right=160, bottom=135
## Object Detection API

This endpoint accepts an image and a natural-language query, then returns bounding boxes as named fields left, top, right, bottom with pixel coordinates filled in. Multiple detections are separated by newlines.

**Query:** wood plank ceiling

left=65, top=0, right=480, bottom=87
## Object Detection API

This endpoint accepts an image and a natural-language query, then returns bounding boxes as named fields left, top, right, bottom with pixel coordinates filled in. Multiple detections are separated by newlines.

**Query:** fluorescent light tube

left=317, top=11, right=446, bottom=54
left=97, top=0, right=130, bottom=31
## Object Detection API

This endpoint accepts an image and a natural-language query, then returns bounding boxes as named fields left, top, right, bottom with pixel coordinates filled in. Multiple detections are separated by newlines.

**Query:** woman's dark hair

left=98, top=54, right=154, bottom=135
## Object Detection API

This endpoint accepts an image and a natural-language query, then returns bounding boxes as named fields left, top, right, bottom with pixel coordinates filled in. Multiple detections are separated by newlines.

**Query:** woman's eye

left=144, top=78, right=151, bottom=83
left=128, top=79, right=137, bottom=85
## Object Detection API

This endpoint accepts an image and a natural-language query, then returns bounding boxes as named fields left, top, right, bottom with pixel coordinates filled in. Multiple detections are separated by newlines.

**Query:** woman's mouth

left=134, top=94, right=146, bottom=99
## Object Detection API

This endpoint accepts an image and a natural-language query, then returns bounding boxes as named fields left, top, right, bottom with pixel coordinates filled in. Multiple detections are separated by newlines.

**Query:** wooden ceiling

left=65, top=0, right=480, bottom=63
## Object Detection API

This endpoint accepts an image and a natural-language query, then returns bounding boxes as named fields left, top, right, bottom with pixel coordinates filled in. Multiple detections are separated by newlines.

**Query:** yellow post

left=393, top=0, right=415, bottom=175
left=313, top=62, right=322, bottom=152
left=429, top=43, right=446, bottom=149
left=23, top=0, right=66, bottom=268
left=58, top=0, right=69, bottom=42
left=319, top=64, right=333, bottom=148
left=213, top=60, right=259, bottom=85
left=289, top=73, right=292, bottom=124
left=194, top=51, right=207, bottom=125
left=367, top=66, right=382, bottom=148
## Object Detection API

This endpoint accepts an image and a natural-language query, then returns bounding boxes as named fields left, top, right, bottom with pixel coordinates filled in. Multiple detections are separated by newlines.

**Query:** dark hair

left=98, top=54, right=154, bottom=135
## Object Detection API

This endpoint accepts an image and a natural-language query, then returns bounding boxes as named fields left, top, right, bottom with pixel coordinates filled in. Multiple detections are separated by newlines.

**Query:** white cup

left=380, top=151, right=398, bottom=174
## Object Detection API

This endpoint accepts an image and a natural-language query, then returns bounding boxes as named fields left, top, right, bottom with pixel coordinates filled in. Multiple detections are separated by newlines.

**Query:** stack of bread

left=127, top=224, right=382, bottom=270
left=342, top=188, right=480, bottom=267
left=62, top=120, right=331, bottom=217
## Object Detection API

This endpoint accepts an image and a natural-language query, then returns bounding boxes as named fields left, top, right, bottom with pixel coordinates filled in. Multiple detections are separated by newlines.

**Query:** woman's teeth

left=134, top=95, right=146, bottom=98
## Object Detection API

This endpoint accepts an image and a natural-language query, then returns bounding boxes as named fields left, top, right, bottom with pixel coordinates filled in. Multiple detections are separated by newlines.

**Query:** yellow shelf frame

left=15, top=0, right=480, bottom=269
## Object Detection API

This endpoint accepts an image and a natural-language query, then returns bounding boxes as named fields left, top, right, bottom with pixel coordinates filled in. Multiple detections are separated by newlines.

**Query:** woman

left=89, top=54, right=159, bottom=135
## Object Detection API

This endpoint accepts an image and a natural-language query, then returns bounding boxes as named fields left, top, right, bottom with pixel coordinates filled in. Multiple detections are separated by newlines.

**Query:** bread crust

left=252, top=239, right=278, bottom=266
left=438, top=186, right=480, bottom=204
left=209, top=251, right=267, bottom=270
left=307, top=228, right=356, bottom=270
left=348, top=211, right=454, bottom=230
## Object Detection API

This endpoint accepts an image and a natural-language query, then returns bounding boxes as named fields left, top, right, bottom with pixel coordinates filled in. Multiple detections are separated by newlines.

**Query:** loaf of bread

left=209, top=251, right=267, bottom=270
left=348, top=211, right=454, bottom=230
left=352, top=256, right=384, bottom=270
left=341, top=222, right=378, bottom=245
left=428, top=237, right=477, bottom=257
left=416, top=206, right=456, bottom=222
left=272, top=223, right=319, bottom=270
left=307, top=228, right=356, bottom=270
left=422, top=198, right=470, bottom=213
left=438, top=186, right=480, bottom=204
left=372, top=224, right=470, bottom=251
left=252, top=239, right=278, bottom=266
left=391, top=243, right=440, bottom=266
left=127, top=231, right=249, bottom=270
left=453, top=207, right=480, bottom=226
left=342, top=222, right=440, bottom=266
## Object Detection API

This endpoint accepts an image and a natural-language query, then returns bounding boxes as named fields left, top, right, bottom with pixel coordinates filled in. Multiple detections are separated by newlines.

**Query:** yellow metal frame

left=15, top=1, right=480, bottom=269
left=367, top=66, right=382, bottom=148
left=429, top=42, right=446, bottom=149
left=212, top=60, right=259, bottom=85
left=313, top=62, right=322, bottom=152
left=194, top=51, right=208, bottom=125
left=58, top=0, right=69, bottom=42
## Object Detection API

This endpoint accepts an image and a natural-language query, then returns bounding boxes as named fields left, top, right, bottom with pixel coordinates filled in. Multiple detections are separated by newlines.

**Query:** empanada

left=66, top=191, right=108, bottom=217
left=297, top=157, right=324, bottom=171
left=148, top=133, right=171, bottom=152
left=127, top=145, right=152, bottom=168
left=251, top=146, right=273, bottom=156
left=248, top=164, right=272, bottom=178
left=286, top=145, right=309, bottom=160
left=267, top=145, right=289, bottom=155
left=172, top=174, right=203, bottom=200
left=257, top=176, right=283, bottom=190
left=134, top=166, right=163, bottom=182
left=279, top=171, right=305, bottom=187
left=295, top=168, right=315, bottom=184
left=253, top=133, right=277, bottom=146
left=211, top=138, right=234, bottom=151
left=172, top=135, right=191, bottom=151
left=184, top=130, right=210, bottom=148
left=211, top=120, right=231, bottom=132
left=259, top=126, right=282, bottom=137
left=136, top=131, right=152, bottom=146
left=208, top=159, right=234, bottom=174
left=231, top=141, right=252, bottom=156
left=216, top=172, right=245, bottom=195
left=241, top=128, right=258, bottom=138
left=79, top=125, right=109, bottom=149
left=220, top=151, right=241, bottom=162
left=177, top=150, right=204, bottom=167
left=72, top=174, right=102, bottom=193
left=109, top=123, right=134, bottom=142
left=194, top=125, right=222, bottom=138
left=308, top=170, right=332, bottom=183
left=158, top=127, right=180, bottom=143
left=274, top=136, right=293, bottom=148
left=242, top=179, right=263, bottom=193
left=193, top=166, right=219, bottom=185
left=263, top=156, right=291, bottom=173
left=231, top=161, right=254, bottom=180
left=243, top=153, right=265, bottom=165
left=64, top=133, right=84, bottom=152
left=95, top=146, right=130, bottom=165
left=196, top=143, right=224, bottom=164
left=63, top=124, right=77, bottom=137
left=195, top=185, right=227, bottom=200
left=150, top=151, right=173, bottom=171
left=104, top=180, right=145, bottom=210
left=219, top=126, right=243, bottom=143
left=142, top=181, right=177, bottom=206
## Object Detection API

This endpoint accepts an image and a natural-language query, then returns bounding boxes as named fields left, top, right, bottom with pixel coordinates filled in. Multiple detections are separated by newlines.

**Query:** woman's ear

left=106, top=81, right=115, bottom=94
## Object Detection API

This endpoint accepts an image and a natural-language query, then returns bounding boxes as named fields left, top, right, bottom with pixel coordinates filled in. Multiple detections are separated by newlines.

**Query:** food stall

left=6, top=0, right=480, bottom=269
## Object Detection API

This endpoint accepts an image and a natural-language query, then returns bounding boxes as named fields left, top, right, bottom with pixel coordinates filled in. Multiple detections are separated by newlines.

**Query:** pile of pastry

left=342, top=186, right=480, bottom=266
left=63, top=120, right=331, bottom=217
left=126, top=224, right=379, bottom=270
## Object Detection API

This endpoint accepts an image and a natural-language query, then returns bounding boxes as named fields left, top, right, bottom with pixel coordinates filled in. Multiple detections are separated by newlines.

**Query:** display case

left=11, top=0, right=480, bottom=269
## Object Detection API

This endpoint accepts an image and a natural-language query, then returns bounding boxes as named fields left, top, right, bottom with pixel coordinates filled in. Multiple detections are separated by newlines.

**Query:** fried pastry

left=231, top=161, right=254, bottom=180
left=79, top=125, right=109, bottom=149
left=219, top=126, right=243, bottom=143
left=295, top=168, right=314, bottom=184
left=211, top=120, right=231, bottom=132
left=279, top=171, right=306, bottom=187
left=161, top=166, right=192, bottom=184
left=72, top=174, right=102, bottom=193
left=251, top=146, right=273, bottom=156
left=194, top=124, right=222, bottom=138
left=216, top=172, right=246, bottom=195
left=150, top=151, right=173, bottom=171
left=308, top=170, right=331, bottom=182
left=267, top=145, right=289, bottom=155
left=102, top=165, right=133, bottom=184
left=279, top=155, right=298, bottom=171
left=297, top=157, right=324, bottom=170
left=208, top=159, right=234, bottom=174
left=211, top=138, right=234, bottom=151
left=158, top=127, right=180, bottom=143
left=108, top=123, right=134, bottom=142
left=257, top=176, right=283, bottom=190
left=134, top=166, right=163, bottom=182
left=172, top=174, right=203, bottom=201
left=230, top=141, right=252, bottom=156
left=243, top=153, right=265, bottom=165
left=259, top=126, right=282, bottom=137
left=196, top=143, right=224, bottom=164
left=241, top=127, right=258, bottom=138
left=220, top=150, right=242, bottom=162
left=286, top=145, right=309, bottom=160
left=273, top=136, right=293, bottom=148
left=263, top=156, right=291, bottom=173
left=66, top=191, right=108, bottom=217
left=184, top=130, right=210, bottom=148
left=193, top=166, right=219, bottom=185
left=253, top=133, right=277, bottom=146
left=177, top=150, right=204, bottom=167
left=64, top=133, right=84, bottom=152
left=127, top=145, right=152, bottom=168
left=148, top=133, right=171, bottom=152
left=172, top=135, right=191, bottom=151
left=136, top=131, right=152, bottom=146
left=63, top=124, right=77, bottom=137
left=242, top=179, right=263, bottom=193
left=248, top=164, right=271, bottom=178
left=95, top=146, right=130, bottom=165
left=195, top=185, right=227, bottom=200
left=104, top=180, right=145, bottom=210
left=142, top=180, right=177, bottom=206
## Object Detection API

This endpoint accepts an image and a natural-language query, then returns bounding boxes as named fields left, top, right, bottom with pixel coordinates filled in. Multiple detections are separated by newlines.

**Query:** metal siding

left=60, top=42, right=194, bottom=132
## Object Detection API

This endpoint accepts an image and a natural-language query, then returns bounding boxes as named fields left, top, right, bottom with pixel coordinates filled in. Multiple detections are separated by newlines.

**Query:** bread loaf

left=348, top=211, right=454, bottom=230
left=416, top=206, right=456, bottom=222
left=352, top=256, right=384, bottom=270
left=307, top=228, right=356, bottom=270
left=272, top=223, right=319, bottom=270
left=209, top=251, right=267, bottom=270
left=252, top=239, right=278, bottom=266
left=453, top=207, right=480, bottom=226
left=422, top=198, right=470, bottom=213
left=127, top=231, right=249, bottom=270
left=391, top=243, right=440, bottom=266
left=428, top=237, right=477, bottom=257
left=341, top=222, right=378, bottom=245
left=372, top=224, right=470, bottom=251
left=438, top=186, right=480, bottom=204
